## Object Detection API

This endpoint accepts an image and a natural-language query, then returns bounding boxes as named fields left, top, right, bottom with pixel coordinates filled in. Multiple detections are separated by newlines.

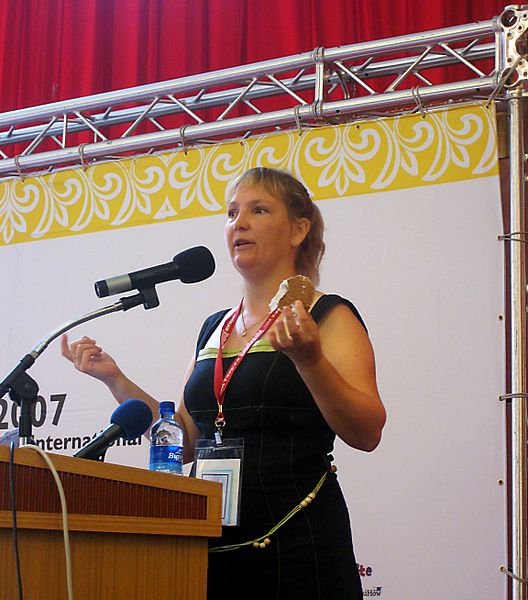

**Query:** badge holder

left=194, top=437, right=244, bottom=526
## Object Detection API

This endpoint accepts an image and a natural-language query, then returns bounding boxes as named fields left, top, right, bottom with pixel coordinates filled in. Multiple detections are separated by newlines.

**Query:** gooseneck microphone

left=74, top=398, right=153, bottom=461
left=94, top=245, right=215, bottom=298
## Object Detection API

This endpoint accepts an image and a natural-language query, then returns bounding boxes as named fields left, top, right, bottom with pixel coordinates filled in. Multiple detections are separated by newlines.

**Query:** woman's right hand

left=61, top=334, right=122, bottom=385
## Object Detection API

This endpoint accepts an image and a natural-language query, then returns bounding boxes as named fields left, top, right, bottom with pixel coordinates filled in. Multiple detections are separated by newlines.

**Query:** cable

left=19, top=444, right=75, bottom=600
left=9, top=441, right=24, bottom=600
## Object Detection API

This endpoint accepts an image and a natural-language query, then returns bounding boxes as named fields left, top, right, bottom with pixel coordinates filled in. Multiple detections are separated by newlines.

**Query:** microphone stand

left=0, top=287, right=160, bottom=445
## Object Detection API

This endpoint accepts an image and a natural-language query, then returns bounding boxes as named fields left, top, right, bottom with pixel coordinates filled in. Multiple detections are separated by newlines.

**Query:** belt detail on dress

left=209, top=465, right=337, bottom=553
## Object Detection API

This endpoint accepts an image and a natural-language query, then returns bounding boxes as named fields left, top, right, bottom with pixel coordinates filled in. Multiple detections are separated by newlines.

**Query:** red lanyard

left=213, top=299, right=280, bottom=431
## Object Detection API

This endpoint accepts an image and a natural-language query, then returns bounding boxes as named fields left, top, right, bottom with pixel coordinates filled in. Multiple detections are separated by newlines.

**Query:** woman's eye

left=255, top=206, right=267, bottom=214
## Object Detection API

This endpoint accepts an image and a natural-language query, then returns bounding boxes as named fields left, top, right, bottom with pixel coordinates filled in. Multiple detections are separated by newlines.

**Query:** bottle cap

left=159, top=401, right=176, bottom=415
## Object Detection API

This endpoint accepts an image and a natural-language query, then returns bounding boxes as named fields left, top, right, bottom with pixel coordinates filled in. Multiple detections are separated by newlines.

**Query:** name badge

left=194, top=437, right=244, bottom=526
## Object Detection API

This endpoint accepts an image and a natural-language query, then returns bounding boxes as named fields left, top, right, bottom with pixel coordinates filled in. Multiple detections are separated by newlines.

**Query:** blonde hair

left=229, top=167, right=325, bottom=285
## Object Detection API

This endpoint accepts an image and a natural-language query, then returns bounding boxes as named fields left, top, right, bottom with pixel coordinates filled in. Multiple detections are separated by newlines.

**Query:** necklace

left=240, top=305, right=269, bottom=337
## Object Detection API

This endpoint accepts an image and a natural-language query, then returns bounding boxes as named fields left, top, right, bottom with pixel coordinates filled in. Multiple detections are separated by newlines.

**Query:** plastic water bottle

left=149, top=401, right=184, bottom=475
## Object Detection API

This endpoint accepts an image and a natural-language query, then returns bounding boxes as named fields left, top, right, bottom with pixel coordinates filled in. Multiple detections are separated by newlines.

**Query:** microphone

left=94, top=245, right=215, bottom=298
left=74, top=398, right=153, bottom=461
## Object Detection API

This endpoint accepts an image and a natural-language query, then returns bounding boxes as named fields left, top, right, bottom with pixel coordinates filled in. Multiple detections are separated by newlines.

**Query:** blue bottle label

left=149, top=445, right=183, bottom=474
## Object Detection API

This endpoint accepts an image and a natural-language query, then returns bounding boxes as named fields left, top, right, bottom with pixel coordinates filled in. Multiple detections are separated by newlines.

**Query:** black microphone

left=74, top=398, right=153, bottom=461
left=94, top=245, right=215, bottom=298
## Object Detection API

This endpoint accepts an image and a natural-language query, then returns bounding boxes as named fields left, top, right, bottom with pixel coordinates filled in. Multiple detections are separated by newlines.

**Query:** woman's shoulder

left=202, top=309, right=231, bottom=329
left=311, top=293, right=367, bottom=332
left=195, top=308, right=231, bottom=356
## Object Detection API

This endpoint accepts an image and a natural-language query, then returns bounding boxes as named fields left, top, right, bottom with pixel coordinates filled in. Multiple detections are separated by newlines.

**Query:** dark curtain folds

left=0, top=0, right=507, bottom=112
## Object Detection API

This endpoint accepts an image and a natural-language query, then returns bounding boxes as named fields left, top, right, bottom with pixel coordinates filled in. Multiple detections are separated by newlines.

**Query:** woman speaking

left=62, top=166, right=386, bottom=600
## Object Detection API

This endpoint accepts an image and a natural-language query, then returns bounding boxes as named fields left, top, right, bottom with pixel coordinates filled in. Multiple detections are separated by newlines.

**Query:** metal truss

left=0, top=13, right=518, bottom=178
left=502, top=7, right=528, bottom=600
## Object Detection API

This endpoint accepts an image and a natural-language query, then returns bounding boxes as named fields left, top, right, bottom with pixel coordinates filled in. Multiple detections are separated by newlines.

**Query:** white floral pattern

left=0, top=102, right=498, bottom=246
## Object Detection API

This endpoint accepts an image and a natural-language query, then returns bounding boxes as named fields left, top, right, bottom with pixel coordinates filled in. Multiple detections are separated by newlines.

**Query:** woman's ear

left=291, top=217, right=310, bottom=248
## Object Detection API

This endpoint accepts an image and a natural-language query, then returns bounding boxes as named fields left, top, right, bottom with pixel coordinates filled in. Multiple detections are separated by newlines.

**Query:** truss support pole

left=508, top=86, right=528, bottom=600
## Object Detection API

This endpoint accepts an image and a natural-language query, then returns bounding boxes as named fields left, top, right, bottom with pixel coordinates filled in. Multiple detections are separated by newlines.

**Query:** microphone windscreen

left=174, top=246, right=215, bottom=284
left=110, top=399, right=153, bottom=440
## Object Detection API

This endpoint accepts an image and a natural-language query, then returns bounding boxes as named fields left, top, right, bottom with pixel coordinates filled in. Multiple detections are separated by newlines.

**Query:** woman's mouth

left=234, top=239, right=253, bottom=248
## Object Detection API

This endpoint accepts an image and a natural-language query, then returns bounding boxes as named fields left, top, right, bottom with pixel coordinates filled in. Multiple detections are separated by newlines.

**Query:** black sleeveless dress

left=184, top=295, right=364, bottom=600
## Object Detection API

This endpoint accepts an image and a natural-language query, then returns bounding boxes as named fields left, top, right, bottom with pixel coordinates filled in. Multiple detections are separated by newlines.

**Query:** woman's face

left=225, top=183, right=306, bottom=279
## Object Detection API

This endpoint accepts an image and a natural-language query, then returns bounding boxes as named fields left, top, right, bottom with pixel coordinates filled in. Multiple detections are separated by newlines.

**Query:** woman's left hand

left=268, top=300, right=323, bottom=368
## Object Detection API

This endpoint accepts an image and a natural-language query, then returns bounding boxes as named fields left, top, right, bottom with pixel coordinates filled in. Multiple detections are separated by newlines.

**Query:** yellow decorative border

left=0, top=102, right=498, bottom=246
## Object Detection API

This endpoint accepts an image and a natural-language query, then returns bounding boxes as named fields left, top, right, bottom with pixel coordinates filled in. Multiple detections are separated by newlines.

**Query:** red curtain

left=0, top=0, right=507, bottom=112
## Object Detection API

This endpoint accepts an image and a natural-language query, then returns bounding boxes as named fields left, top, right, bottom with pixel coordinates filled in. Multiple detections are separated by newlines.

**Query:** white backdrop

left=0, top=175, right=506, bottom=599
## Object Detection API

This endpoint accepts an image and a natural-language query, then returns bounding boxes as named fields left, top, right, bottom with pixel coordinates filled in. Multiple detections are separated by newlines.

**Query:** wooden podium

left=0, top=445, right=222, bottom=599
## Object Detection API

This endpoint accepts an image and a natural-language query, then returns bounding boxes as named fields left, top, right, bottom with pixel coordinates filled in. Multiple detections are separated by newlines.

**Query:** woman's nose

left=233, top=211, right=249, bottom=229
